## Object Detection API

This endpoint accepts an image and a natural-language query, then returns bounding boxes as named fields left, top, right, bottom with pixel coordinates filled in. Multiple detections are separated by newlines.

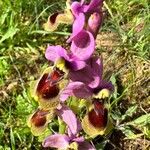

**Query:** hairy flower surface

left=81, top=100, right=113, bottom=138
left=31, top=67, right=66, bottom=110
left=27, top=108, right=54, bottom=136
left=88, top=100, right=108, bottom=128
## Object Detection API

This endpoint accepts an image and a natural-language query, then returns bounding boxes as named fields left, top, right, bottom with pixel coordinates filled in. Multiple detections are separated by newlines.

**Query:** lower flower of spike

left=27, top=108, right=54, bottom=136
left=82, top=100, right=113, bottom=138
left=31, top=67, right=66, bottom=110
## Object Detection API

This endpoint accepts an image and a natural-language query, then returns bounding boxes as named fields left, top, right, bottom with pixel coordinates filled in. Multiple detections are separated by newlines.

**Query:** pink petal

left=60, top=82, right=92, bottom=101
left=73, top=136, right=84, bottom=143
left=69, top=56, right=103, bottom=88
left=71, top=2, right=83, bottom=17
left=67, top=13, right=85, bottom=43
left=70, top=59, right=86, bottom=71
left=71, top=30, right=95, bottom=60
left=45, top=45, right=70, bottom=63
left=42, top=134, right=70, bottom=149
left=57, top=105, right=78, bottom=135
left=89, top=56, right=103, bottom=80
left=45, top=45, right=59, bottom=62
left=68, top=119, right=82, bottom=137
left=98, top=80, right=114, bottom=92
left=83, top=0, right=103, bottom=13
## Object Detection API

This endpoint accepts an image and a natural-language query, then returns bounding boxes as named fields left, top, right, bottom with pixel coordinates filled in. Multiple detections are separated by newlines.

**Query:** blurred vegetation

left=0, top=0, right=149, bottom=149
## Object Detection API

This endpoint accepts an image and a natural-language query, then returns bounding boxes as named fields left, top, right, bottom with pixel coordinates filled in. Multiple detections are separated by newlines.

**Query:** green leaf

left=121, top=105, right=138, bottom=121
left=38, top=128, right=52, bottom=142
left=119, top=126, right=143, bottom=139
left=110, top=74, right=118, bottom=99
left=30, top=30, right=71, bottom=36
left=0, top=26, right=19, bottom=43
left=0, top=9, right=9, bottom=26
left=95, top=140, right=108, bottom=150
left=128, top=114, right=150, bottom=127
left=125, top=105, right=138, bottom=117
left=143, top=126, right=150, bottom=138
left=111, top=109, right=122, bottom=121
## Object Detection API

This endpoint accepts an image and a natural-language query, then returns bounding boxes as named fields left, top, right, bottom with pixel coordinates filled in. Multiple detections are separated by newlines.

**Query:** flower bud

left=87, top=12, right=103, bottom=38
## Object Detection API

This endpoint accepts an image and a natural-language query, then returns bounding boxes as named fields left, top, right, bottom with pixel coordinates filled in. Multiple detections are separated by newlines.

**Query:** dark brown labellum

left=51, top=67, right=64, bottom=84
left=31, top=109, right=47, bottom=127
left=88, top=101, right=107, bottom=128
left=36, top=73, right=59, bottom=99
left=36, top=68, right=64, bottom=100
left=49, top=12, right=59, bottom=24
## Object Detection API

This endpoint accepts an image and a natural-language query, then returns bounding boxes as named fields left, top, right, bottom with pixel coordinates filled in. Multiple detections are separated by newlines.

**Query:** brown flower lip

left=31, top=109, right=48, bottom=127
left=88, top=100, right=108, bottom=128
left=36, top=68, right=64, bottom=100
left=49, top=12, right=59, bottom=24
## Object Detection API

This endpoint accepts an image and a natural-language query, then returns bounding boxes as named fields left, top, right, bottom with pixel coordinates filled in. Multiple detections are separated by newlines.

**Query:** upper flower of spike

left=67, top=0, right=104, bottom=41
left=43, top=0, right=74, bottom=32
left=67, top=0, right=104, bottom=59
left=71, top=0, right=103, bottom=17
left=45, top=45, right=93, bottom=72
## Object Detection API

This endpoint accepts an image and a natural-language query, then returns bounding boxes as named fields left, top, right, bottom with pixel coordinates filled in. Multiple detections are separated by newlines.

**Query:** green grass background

left=0, top=0, right=149, bottom=149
